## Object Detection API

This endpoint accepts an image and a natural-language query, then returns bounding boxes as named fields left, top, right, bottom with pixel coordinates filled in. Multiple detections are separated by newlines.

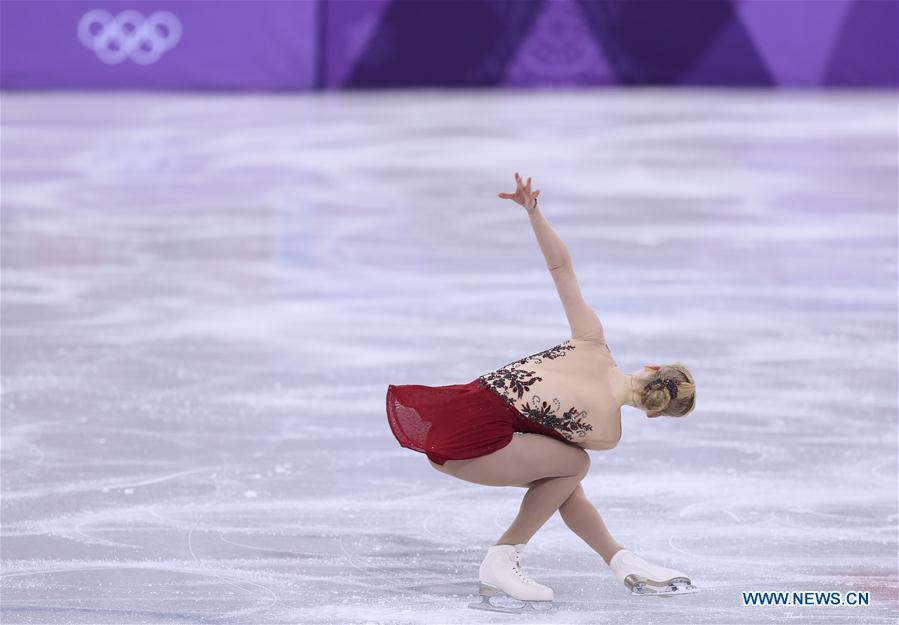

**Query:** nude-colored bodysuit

left=476, top=335, right=622, bottom=450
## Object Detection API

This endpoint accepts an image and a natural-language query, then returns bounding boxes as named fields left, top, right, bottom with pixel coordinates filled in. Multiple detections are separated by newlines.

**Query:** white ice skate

left=468, top=543, right=554, bottom=613
left=608, top=549, right=699, bottom=596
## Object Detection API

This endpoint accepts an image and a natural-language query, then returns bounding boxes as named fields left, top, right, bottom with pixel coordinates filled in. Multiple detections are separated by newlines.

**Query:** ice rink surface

left=1, top=89, right=897, bottom=624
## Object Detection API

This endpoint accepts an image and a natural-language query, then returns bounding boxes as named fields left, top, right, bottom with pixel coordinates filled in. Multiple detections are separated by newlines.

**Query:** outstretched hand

left=498, top=172, right=540, bottom=213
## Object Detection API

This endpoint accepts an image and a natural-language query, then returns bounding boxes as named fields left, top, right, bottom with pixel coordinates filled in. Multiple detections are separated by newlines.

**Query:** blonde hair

left=640, top=361, right=696, bottom=417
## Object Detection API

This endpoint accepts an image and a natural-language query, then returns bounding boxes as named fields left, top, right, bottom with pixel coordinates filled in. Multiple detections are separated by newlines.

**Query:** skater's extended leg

left=558, top=483, right=623, bottom=565
left=440, top=433, right=590, bottom=545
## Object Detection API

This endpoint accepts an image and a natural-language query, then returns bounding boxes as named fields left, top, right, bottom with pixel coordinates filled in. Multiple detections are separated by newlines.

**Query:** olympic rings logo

left=78, top=9, right=181, bottom=65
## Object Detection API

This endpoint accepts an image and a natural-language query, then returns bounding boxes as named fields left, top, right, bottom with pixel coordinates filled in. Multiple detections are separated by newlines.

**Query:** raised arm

left=498, top=173, right=605, bottom=342
left=531, top=208, right=605, bottom=342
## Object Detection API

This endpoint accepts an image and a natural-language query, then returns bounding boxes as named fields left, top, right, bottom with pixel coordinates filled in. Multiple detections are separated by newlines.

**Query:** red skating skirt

left=386, top=378, right=570, bottom=465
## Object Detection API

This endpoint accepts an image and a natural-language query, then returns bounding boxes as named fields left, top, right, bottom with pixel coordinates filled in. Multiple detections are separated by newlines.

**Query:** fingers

left=513, top=172, right=534, bottom=193
left=509, top=172, right=540, bottom=206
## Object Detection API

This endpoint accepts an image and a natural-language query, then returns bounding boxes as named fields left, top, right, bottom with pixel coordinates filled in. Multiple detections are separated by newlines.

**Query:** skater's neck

left=609, top=367, right=651, bottom=412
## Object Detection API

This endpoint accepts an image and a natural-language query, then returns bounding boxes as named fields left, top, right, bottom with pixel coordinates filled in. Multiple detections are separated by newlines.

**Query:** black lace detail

left=521, top=395, right=593, bottom=439
left=498, top=341, right=575, bottom=369
left=478, top=367, right=541, bottom=400
left=476, top=340, right=592, bottom=440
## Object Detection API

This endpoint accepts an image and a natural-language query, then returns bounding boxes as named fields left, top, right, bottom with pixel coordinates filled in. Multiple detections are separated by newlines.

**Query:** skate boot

left=467, top=543, right=554, bottom=613
left=608, top=549, right=699, bottom=596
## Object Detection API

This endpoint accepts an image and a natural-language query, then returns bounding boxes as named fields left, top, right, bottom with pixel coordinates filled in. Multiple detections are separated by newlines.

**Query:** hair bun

left=641, top=365, right=695, bottom=417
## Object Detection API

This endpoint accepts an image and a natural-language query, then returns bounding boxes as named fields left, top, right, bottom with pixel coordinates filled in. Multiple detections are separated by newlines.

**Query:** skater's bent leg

left=440, top=433, right=591, bottom=545
left=558, top=483, right=623, bottom=565
left=495, top=461, right=589, bottom=545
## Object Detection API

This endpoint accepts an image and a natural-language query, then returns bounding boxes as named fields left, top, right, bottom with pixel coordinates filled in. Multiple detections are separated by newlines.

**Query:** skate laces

left=511, top=551, right=538, bottom=585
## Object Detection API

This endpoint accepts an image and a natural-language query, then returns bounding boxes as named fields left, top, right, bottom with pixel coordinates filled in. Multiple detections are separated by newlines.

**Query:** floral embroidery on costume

left=521, top=396, right=593, bottom=439
left=478, top=368, right=541, bottom=400
left=498, top=341, right=575, bottom=369
left=476, top=341, right=592, bottom=441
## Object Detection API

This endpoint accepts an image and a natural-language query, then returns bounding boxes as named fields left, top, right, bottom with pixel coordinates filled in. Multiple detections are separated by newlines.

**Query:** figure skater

left=386, top=173, right=698, bottom=613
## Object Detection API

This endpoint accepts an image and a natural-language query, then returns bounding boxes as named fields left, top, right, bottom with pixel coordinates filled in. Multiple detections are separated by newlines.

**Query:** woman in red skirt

left=386, top=173, right=698, bottom=613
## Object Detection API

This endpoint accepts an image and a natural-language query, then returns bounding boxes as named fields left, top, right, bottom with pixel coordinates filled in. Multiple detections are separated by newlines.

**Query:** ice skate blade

left=629, top=578, right=700, bottom=597
left=468, top=583, right=554, bottom=614
left=468, top=596, right=555, bottom=614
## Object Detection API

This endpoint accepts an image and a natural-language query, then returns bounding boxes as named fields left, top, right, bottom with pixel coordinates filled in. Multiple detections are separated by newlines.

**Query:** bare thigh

left=430, top=432, right=589, bottom=487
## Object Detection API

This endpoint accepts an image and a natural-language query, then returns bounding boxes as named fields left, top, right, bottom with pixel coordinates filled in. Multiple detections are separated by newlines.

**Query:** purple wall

left=1, top=0, right=896, bottom=90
